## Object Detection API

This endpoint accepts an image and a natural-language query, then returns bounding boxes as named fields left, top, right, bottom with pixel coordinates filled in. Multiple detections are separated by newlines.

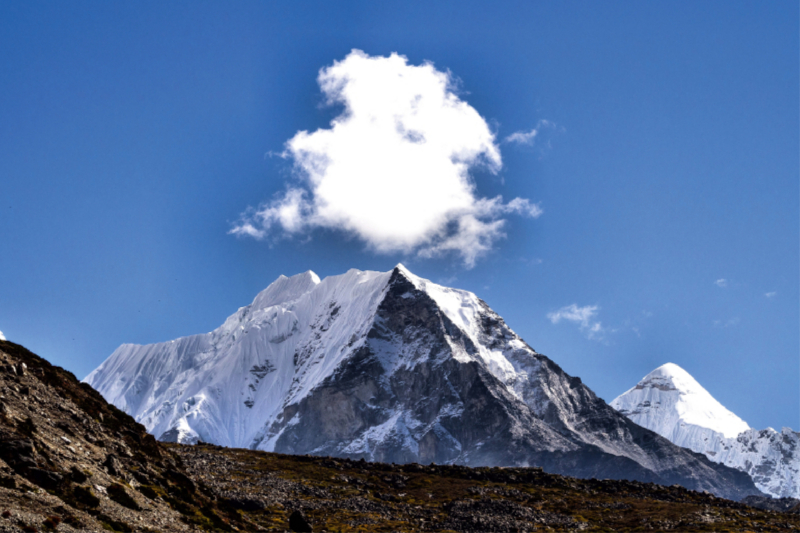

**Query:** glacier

left=85, top=265, right=762, bottom=499
left=612, top=363, right=799, bottom=499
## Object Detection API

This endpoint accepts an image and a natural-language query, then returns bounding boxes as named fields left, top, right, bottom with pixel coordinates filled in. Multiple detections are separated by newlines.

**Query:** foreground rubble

left=175, top=443, right=800, bottom=532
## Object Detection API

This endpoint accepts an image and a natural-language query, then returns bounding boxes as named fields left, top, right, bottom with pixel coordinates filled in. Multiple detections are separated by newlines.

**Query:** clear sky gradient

left=1, top=1, right=797, bottom=431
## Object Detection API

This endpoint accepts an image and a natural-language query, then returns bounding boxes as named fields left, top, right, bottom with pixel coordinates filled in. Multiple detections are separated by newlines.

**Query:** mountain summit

left=611, top=363, right=751, bottom=447
left=86, top=266, right=760, bottom=499
left=612, top=363, right=799, bottom=498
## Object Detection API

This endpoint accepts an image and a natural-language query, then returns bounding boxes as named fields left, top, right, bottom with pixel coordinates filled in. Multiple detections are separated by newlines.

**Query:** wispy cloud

left=505, top=119, right=557, bottom=146
left=504, top=120, right=563, bottom=160
left=505, top=129, right=539, bottom=145
left=547, top=304, right=603, bottom=339
left=231, top=50, right=541, bottom=268
left=765, top=291, right=777, bottom=298
left=715, top=278, right=728, bottom=288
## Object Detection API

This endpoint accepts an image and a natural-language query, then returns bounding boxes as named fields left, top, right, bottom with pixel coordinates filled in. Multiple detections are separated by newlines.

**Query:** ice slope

left=612, top=364, right=799, bottom=498
left=85, top=266, right=762, bottom=499
left=85, top=267, right=391, bottom=447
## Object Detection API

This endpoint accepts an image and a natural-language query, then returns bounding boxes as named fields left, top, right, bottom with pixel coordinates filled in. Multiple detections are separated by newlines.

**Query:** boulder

left=289, top=510, right=312, bottom=532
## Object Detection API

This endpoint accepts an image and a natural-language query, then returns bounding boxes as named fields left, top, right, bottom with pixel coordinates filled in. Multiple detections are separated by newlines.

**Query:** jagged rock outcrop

left=87, top=265, right=762, bottom=500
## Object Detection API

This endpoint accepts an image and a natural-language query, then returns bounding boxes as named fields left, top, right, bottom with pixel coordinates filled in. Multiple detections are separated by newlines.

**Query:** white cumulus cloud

left=0, top=331, right=5, bottom=341
left=547, top=304, right=603, bottom=339
left=715, top=278, right=728, bottom=288
left=230, top=50, right=541, bottom=267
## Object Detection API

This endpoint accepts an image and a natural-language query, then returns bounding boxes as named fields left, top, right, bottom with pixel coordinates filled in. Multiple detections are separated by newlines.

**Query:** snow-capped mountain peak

left=613, top=362, right=750, bottom=440
left=84, top=267, right=763, bottom=500
left=612, top=363, right=798, bottom=499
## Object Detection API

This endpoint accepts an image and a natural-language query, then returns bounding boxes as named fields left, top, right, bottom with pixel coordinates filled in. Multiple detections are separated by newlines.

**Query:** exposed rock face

left=612, top=363, right=800, bottom=499
left=87, top=265, right=762, bottom=500
left=265, top=270, right=573, bottom=465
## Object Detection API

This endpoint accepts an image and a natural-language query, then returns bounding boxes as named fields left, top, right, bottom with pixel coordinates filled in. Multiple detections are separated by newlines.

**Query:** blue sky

left=1, top=1, right=797, bottom=431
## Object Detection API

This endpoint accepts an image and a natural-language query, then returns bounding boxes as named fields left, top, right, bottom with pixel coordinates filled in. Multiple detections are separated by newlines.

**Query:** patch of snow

left=340, top=411, right=420, bottom=458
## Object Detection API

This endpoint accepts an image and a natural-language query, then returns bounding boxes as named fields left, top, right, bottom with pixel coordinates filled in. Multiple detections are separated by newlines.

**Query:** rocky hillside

left=87, top=266, right=762, bottom=500
left=0, top=339, right=260, bottom=532
left=0, top=339, right=796, bottom=532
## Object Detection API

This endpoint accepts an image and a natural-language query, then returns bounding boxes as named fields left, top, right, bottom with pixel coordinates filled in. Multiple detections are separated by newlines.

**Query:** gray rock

left=26, top=467, right=62, bottom=490
left=0, top=438, right=37, bottom=470
left=103, top=453, right=124, bottom=477
left=69, top=465, right=88, bottom=483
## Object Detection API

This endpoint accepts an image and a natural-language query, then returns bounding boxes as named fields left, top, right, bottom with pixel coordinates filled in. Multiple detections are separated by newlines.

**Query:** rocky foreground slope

left=87, top=265, right=761, bottom=500
left=0, top=340, right=797, bottom=532
left=0, top=339, right=261, bottom=532
left=612, top=363, right=800, bottom=499
left=170, top=441, right=800, bottom=532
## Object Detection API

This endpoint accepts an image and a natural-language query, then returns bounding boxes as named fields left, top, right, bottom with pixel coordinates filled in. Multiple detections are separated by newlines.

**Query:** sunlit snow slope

left=85, top=267, right=386, bottom=447
left=85, top=266, right=761, bottom=499
left=612, top=363, right=799, bottom=498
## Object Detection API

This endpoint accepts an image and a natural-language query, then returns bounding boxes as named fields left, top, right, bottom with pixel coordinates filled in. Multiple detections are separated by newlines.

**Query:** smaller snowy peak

left=613, top=363, right=750, bottom=439
left=613, top=362, right=799, bottom=499
left=635, top=362, right=707, bottom=395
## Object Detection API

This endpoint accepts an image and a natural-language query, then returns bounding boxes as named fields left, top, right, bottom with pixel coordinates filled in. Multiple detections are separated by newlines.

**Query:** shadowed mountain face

left=87, top=266, right=762, bottom=500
